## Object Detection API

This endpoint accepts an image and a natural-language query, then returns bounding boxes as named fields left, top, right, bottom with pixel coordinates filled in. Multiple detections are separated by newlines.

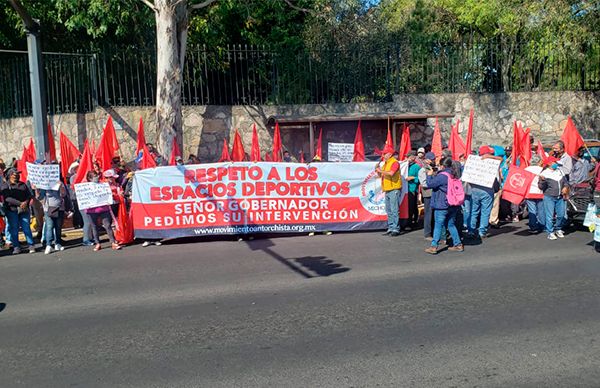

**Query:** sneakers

left=54, top=244, right=64, bottom=251
left=44, top=245, right=52, bottom=255
left=142, top=241, right=151, bottom=247
left=512, top=216, right=519, bottom=223
left=381, top=231, right=391, bottom=236
left=154, top=241, right=162, bottom=246
left=308, top=232, right=315, bottom=237
left=555, top=230, right=565, bottom=238
left=389, top=231, right=401, bottom=237
left=144, top=241, right=162, bottom=247
left=28, top=246, right=36, bottom=254
left=547, top=232, right=558, bottom=240
left=12, top=247, right=21, bottom=255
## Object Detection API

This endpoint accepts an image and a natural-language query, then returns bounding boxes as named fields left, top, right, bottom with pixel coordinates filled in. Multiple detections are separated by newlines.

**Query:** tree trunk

left=155, top=0, right=187, bottom=164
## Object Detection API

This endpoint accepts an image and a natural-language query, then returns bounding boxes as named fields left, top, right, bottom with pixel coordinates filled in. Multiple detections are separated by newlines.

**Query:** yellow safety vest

left=381, top=157, right=402, bottom=192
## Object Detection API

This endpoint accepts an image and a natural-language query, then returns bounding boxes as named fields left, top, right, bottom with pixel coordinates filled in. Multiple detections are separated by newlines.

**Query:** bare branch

left=140, top=0, right=157, bottom=12
left=189, top=0, right=218, bottom=10
left=283, top=0, right=314, bottom=14
left=8, top=0, right=39, bottom=31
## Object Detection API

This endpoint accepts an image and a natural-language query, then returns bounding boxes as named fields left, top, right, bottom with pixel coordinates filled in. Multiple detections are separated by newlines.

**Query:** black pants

left=408, top=192, right=419, bottom=225
left=423, top=196, right=433, bottom=237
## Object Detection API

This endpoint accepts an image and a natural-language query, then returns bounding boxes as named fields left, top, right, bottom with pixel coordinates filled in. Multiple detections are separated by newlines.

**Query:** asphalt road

left=1, top=222, right=599, bottom=388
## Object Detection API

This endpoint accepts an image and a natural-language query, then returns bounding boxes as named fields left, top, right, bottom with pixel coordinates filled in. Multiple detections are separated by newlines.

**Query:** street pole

left=9, top=0, right=49, bottom=161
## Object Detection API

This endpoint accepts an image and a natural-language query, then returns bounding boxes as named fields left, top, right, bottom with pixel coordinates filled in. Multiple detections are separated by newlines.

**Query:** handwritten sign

left=328, top=143, right=354, bottom=162
left=26, top=162, right=60, bottom=190
left=75, top=182, right=114, bottom=210
left=461, top=155, right=501, bottom=188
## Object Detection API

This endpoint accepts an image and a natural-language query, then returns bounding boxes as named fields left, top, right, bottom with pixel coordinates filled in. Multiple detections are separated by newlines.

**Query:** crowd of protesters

left=0, top=133, right=598, bottom=256
left=377, top=139, right=599, bottom=254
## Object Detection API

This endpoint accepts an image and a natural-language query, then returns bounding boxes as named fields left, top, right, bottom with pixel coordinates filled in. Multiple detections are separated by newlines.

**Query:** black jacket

left=1, top=181, right=32, bottom=212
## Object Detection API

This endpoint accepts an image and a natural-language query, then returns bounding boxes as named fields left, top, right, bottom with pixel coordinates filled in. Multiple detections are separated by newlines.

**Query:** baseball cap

left=103, top=169, right=119, bottom=178
left=479, top=145, right=494, bottom=155
left=424, top=152, right=436, bottom=160
left=417, top=147, right=425, bottom=154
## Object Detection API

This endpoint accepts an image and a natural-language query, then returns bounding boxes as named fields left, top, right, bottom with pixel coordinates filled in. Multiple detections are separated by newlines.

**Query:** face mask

left=551, top=163, right=559, bottom=170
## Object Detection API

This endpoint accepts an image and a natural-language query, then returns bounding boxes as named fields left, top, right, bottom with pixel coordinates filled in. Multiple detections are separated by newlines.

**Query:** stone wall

left=1, top=91, right=598, bottom=163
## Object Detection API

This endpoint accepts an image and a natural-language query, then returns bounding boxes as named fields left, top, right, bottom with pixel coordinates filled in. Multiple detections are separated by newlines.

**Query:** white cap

left=417, top=147, right=425, bottom=154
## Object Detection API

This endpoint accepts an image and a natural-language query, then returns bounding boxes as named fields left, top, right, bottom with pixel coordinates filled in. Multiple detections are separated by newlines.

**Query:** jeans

left=526, top=199, right=545, bottom=231
left=462, top=194, right=472, bottom=229
left=470, top=188, right=494, bottom=237
left=543, top=195, right=566, bottom=234
left=89, top=211, right=116, bottom=244
left=5, top=210, right=34, bottom=247
left=44, top=212, right=64, bottom=246
left=432, top=207, right=461, bottom=247
left=80, top=209, right=93, bottom=244
left=384, top=189, right=401, bottom=233
left=423, top=196, right=433, bottom=237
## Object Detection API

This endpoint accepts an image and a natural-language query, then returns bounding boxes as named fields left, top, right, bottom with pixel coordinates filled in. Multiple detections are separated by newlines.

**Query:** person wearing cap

left=468, top=145, right=500, bottom=240
left=418, top=152, right=437, bottom=240
left=406, top=150, right=421, bottom=228
left=416, top=147, right=426, bottom=167
left=376, top=145, right=402, bottom=236
left=103, top=169, right=122, bottom=218
left=34, top=178, right=68, bottom=255
left=1, top=169, right=36, bottom=254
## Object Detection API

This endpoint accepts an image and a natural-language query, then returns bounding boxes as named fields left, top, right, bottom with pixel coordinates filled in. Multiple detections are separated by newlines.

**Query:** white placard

left=540, top=168, right=564, bottom=182
left=75, top=182, right=114, bottom=210
left=26, top=162, right=60, bottom=190
left=461, top=155, right=502, bottom=188
left=525, top=166, right=543, bottom=195
left=328, top=143, right=354, bottom=162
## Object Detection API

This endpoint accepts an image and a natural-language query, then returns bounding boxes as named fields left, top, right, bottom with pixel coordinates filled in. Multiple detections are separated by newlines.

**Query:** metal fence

left=1, top=38, right=599, bottom=118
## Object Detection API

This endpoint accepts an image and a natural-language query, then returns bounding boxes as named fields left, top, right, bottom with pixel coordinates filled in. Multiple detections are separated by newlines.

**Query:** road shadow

left=0, top=303, right=5, bottom=313
left=246, top=238, right=350, bottom=278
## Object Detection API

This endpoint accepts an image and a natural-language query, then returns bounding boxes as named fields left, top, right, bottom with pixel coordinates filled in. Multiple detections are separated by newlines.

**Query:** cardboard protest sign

left=461, top=155, right=501, bottom=188
left=327, top=143, right=354, bottom=162
left=75, top=182, right=114, bottom=210
left=26, top=162, right=61, bottom=190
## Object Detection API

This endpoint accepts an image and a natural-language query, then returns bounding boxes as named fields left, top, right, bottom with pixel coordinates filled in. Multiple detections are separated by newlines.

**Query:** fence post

left=90, top=53, right=99, bottom=110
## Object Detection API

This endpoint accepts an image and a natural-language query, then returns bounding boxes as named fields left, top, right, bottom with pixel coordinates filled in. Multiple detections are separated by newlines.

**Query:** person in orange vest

left=376, top=144, right=402, bottom=237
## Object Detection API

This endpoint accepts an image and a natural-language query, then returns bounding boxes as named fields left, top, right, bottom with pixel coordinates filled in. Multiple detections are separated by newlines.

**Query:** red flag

left=502, top=165, right=536, bottom=205
left=59, top=131, right=80, bottom=180
left=398, top=123, right=411, bottom=161
left=263, top=152, right=273, bottom=162
left=90, top=139, right=96, bottom=156
left=19, top=139, right=36, bottom=182
left=537, top=139, right=550, bottom=165
left=431, top=117, right=443, bottom=158
left=251, top=124, right=261, bottom=162
left=231, top=129, right=245, bottom=162
left=73, top=140, right=93, bottom=185
left=95, top=116, right=118, bottom=170
left=114, top=198, right=134, bottom=245
left=560, top=116, right=584, bottom=156
left=352, top=120, right=365, bottom=162
left=136, top=117, right=146, bottom=155
left=140, top=143, right=157, bottom=170
left=218, top=138, right=231, bottom=162
left=465, top=109, right=474, bottom=157
left=47, top=123, right=57, bottom=162
left=272, top=122, right=282, bottom=162
left=385, top=126, right=393, bottom=148
left=448, top=121, right=465, bottom=161
left=314, top=128, right=323, bottom=160
left=299, top=151, right=305, bottom=163
left=168, top=137, right=182, bottom=166
left=521, top=125, right=531, bottom=166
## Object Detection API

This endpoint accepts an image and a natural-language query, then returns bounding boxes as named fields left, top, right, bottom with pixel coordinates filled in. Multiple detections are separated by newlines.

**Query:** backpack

left=441, top=172, right=465, bottom=206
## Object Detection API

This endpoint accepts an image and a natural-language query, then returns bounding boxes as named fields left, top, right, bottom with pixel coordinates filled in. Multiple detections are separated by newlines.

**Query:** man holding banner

left=376, top=145, right=402, bottom=237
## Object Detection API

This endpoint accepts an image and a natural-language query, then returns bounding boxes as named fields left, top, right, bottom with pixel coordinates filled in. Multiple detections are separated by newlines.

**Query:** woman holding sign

left=85, top=171, right=122, bottom=251
left=35, top=180, right=68, bottom=254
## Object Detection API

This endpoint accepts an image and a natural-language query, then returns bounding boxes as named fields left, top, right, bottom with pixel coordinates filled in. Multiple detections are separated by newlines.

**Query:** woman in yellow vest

left=376, top=145, right=402, bottom=237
